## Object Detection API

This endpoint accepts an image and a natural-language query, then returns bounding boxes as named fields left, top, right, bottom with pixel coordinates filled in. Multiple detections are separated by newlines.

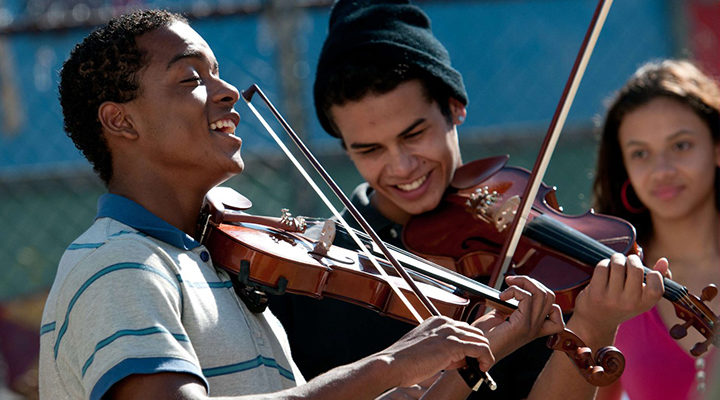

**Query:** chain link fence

left=0, top=0, right=717, bottom=398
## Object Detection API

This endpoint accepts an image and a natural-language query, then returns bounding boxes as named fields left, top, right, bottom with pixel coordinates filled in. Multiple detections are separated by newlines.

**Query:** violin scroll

left=546, top=329, right=625, bottom=387
left=668, top=283, right=719, bottom=356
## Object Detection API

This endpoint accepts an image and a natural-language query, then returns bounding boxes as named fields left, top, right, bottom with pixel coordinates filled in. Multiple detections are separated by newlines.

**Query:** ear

left=449, top=97, right=467, bottom=126
left=98, top=101, right=138, bottom=140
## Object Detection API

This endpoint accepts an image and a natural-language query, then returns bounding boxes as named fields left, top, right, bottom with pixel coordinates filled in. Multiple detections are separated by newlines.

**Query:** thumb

left=653, top=257, right=671, bottom=279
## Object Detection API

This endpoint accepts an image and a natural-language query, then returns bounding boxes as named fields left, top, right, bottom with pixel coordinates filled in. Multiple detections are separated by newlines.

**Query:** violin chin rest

left=207, top=186, right=253, bottom=211
left=451, top=155, right=509, bottom=189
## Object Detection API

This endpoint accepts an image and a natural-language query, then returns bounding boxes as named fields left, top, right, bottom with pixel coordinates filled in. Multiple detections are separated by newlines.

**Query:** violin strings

left=677, top=293, right=715, bottom=328
left=305, top=210, right=717, bottom=334
left=334, top=223, right=476, bottom=282
left=306, top=218, right=452, bottom=271
left=532, top=216, right=716, bottom=332
left=309, top=217, right=712, bottom=326
left=303, top=218, right=515, bottom=307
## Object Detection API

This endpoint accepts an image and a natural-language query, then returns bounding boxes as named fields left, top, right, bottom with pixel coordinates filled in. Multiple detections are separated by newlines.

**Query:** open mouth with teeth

left=396, top=174, right=427, bottom=191
left=209, top=119, right=237, bottom=134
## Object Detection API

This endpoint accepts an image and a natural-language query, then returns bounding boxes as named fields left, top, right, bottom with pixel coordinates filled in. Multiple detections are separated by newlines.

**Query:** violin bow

left=243, top=84, right=432, bottom=323
left=242, top=84, right=497, bottom=391
left=488, top=0, right=614, bottom=290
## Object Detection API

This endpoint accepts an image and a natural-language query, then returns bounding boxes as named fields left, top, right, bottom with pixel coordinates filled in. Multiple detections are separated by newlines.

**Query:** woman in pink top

left=592, top=59, right=720, bottom=400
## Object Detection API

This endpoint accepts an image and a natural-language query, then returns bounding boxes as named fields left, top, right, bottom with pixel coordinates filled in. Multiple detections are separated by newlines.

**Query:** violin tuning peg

left=670, top=323, right=689, bottom=340
left=690, top=340, right=710, bottom=357
left=701, top=284, right=718, bottom=302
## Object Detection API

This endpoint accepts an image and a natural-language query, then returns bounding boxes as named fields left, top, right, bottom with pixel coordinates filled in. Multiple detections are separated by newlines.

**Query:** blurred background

left=0, top=0, right=717, bottom=398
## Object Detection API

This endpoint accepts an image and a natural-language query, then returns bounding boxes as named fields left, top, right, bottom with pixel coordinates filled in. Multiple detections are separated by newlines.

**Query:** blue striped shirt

left=39, top=193, right=302, bottom=400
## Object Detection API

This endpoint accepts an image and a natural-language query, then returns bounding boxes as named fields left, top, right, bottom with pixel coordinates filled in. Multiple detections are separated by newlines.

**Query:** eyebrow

left=348, top=118, right=426, bottom=150
left=624, top=129, right=696, bottom=147
left=166, top=49, right=219, bottom=72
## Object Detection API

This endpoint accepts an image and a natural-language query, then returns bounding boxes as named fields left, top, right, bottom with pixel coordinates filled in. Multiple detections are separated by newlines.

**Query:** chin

left=230, top=157, right=245, bottom=173
left=401, top=200, right=435, bottom=217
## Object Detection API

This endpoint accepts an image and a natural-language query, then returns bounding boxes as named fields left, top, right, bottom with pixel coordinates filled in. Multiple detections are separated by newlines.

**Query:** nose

left=650, top=152, right=677, bottom=180
left=385, top=147, right=418, bottom=177
left=212, top=78, right=240, bottom=106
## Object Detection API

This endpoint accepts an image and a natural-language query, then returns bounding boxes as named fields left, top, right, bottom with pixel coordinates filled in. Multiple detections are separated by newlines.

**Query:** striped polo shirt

left=39, top=193, right=303, bottom=400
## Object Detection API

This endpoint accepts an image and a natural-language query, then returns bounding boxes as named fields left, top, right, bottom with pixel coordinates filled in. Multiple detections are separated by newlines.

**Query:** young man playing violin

left=39, top=8, right=571, bottom=400
left=269, top=1, right=670, bottom=399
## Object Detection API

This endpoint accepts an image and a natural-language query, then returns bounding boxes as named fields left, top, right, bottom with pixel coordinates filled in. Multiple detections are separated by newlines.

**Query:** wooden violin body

left=404, top=155, right=719, bottom=355
left=199, top=186, right=470, bottom=324
left=404, top=155, right=638, bottom=311
left=205, top=220, right=469, bottom=324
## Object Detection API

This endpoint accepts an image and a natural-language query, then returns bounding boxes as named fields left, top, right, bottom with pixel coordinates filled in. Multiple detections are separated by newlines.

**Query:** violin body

left=404, top=155, right=640, bottom=312
left=203, top=205, right=469, bottom=325
left=404, top=155, right=719, bottom=354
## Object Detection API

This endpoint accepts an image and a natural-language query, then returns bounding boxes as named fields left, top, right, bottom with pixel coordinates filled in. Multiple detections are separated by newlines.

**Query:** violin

left=403, top=155, right=720, bottom=356
left=231, top=0, right=637, bottom=383
left=198, top=186, right=626, bottom=387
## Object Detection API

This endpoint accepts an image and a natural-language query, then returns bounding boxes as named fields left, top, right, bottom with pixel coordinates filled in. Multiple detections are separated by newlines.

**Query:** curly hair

left=59, top=9, right=187, bottom=184
left=592, top=59, right=720, bottom=245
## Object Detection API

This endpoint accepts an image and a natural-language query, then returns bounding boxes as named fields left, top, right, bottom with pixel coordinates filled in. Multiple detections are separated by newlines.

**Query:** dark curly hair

left=592, top=59, right=720, bottom=245
left=59, top=9, right=187, bottom=184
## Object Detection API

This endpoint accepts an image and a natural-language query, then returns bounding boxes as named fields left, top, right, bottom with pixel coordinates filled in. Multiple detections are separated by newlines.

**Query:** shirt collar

left=96, top=193, right=202, bottom=250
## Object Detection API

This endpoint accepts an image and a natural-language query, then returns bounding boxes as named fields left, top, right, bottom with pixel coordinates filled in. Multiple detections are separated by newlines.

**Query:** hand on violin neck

left=569, top=253, right=666, bottom=346
left=375, top=316, right=495, bottom=389
left=473, top=275, right=565, bottom=361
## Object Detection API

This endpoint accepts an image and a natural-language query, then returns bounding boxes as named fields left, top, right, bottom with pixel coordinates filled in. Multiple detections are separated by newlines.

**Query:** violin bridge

left=492, top=195, right=520, bottom=232
left=312, top=219, right=337, bottom=256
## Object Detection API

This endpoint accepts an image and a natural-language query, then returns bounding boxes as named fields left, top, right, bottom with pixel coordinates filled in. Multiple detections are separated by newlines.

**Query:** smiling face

left=619, top=96, right=720, bottom=221
left=118, top=21, right=242, bottom=189
left=330, top=80, right=465, bottom=224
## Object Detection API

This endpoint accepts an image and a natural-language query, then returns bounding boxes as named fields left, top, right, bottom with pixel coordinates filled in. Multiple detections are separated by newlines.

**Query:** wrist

left=566, top=313, right=618, bottom=349
left=304, top=354, right=399, bottom=398
left=361, top=353, right=401, bottom=390
left=422, top=371, right=473, bottom=399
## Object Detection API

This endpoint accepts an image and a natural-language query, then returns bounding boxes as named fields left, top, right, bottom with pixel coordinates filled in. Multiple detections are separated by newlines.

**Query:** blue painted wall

left=0, top=0, right=674, bottom=172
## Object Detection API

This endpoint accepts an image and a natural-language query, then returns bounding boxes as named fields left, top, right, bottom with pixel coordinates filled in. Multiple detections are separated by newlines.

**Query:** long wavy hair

left=592, top=59, right=720, bottom=245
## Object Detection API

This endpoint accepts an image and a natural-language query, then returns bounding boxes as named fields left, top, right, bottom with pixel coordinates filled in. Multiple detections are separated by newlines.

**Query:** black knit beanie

left=313, top=0, right=468, bottom=137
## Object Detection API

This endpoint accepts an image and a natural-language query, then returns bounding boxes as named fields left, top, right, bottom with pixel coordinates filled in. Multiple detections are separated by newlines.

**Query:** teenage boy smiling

left=269, top=1, right=669, bottom=399
left=40, top=8, right=566, bottom=400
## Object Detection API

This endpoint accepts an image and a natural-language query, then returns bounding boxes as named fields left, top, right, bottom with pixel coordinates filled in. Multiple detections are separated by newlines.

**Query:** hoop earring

left=620, top=179, right=646, bottom=214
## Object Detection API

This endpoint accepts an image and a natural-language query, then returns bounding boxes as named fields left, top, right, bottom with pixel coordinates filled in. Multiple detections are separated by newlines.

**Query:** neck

left=369, top=190, right=411, bottom=225
left=108, top=174, right=212, bottom=236
left=647, top=202, right=720, bottom=266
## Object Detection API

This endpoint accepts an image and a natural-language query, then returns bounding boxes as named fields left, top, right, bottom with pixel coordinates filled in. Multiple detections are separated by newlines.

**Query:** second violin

left=404, top=155, right=719, bottom=356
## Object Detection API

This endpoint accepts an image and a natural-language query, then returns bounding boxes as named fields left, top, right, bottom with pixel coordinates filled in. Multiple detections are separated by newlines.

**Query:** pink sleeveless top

left=614, top=306, right=715, bottom=400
